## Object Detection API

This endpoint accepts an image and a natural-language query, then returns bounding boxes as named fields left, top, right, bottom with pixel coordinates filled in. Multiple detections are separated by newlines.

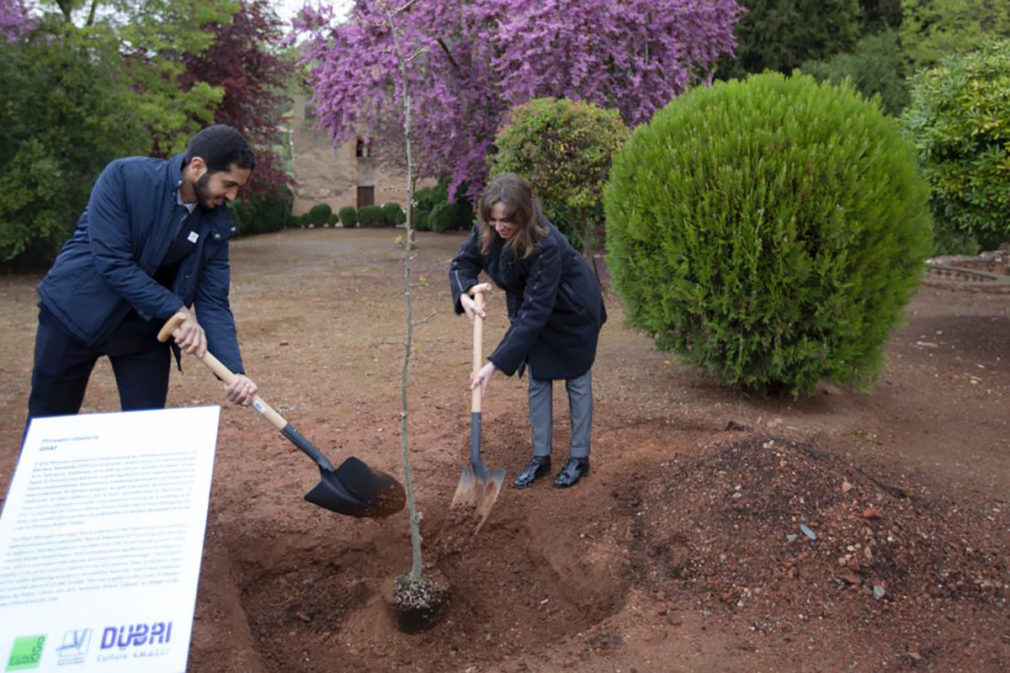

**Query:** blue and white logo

left=55, top=629, right=90, bottom=665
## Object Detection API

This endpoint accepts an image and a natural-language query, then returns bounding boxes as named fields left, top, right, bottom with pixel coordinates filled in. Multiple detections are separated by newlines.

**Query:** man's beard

left=194, top=173, right=217, bottom=210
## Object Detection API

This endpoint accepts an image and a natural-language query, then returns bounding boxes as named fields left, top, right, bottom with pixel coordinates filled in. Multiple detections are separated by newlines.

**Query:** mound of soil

left=628, top=432, right=1008, bottom=669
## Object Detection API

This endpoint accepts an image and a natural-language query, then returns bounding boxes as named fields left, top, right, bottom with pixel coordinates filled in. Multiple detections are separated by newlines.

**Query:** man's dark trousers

left=28, top=307, right=171, bottom=420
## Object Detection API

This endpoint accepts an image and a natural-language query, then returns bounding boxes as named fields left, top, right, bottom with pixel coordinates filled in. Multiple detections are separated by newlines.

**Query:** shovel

left=158, top=312, right=405, bottom=518
left=450, top=283, right=506, bottom=533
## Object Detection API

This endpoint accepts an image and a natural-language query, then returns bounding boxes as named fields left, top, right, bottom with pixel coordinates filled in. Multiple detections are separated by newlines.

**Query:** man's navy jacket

left=37, top=153, right=245, bottom=373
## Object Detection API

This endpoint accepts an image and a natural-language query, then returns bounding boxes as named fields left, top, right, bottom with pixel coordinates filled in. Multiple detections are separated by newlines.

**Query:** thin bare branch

left=412, top=311, right=437, bottom=327
left=437, top=38, right=460, bottom=71
left=406, top=46, right=430, bottom=63
left=392, top=0, right=422, bottom=16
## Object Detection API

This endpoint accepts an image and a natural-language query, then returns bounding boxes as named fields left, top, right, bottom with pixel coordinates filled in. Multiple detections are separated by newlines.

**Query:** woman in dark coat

left=449, top=172, right=606, bottom=488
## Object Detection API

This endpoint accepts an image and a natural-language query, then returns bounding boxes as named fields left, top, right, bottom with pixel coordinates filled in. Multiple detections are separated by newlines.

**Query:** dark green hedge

left=231, top=186, right=295, bottom=236
left=382, top=202, right=406, bottom=226
left=358, top=204, right=385, bottom=227
left=338, top=205, right=357, bottom=228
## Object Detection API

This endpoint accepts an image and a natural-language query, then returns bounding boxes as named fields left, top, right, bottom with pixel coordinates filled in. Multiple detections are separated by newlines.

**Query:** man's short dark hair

left=186, top=125, right=256, bottom=173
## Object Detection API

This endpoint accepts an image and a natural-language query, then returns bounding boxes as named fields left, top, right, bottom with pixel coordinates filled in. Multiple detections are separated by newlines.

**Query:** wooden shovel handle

left=468, top=283, right=492, bottom=414
left=157, top=312, right=288, bottom=431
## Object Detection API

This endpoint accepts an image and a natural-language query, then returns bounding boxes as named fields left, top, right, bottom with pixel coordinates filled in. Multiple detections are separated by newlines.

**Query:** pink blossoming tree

left=295, top=0, right=740, bottom=201
left=0, top=0, right=33, bottom=42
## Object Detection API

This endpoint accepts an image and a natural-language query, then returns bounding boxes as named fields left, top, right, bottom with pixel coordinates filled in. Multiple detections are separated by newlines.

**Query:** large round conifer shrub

left=604, top=72, right=933, bottom=395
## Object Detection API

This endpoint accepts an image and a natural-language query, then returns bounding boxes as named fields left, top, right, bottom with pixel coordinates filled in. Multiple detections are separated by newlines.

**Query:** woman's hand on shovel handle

left=470, top=362, right=496, bottom=396
left=459, top=293, right=486, bottom=324
left=174, top=310, right=207, bottom=358
left=224, top=374, right=258, bottom=406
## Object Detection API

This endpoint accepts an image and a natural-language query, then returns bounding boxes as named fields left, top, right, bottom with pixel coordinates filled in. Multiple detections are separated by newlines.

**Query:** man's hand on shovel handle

left=470, top=361, right=496, bottom=397
left=162, top=310, right=258, bottom=407
left=174, top=310, right=207, bottom=357
left=225, top=375, right=258, bottom=406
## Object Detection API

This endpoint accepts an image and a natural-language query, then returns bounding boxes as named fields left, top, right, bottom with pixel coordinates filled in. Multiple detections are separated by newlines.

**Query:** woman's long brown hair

left=478, top=172, right=548, bottom=259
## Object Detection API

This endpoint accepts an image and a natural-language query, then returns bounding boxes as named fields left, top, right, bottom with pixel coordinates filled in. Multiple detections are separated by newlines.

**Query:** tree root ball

left=389, top=573, right=449, bottom=633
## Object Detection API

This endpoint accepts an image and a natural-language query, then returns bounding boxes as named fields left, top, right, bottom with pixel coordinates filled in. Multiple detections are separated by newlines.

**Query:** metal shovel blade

left=282, top=425, right=405, bottom=518
left=451, top=412, right=505, bottom=533
left=306, top=457, right=406, bottom=518
left=451, top=465, right=505, bottom=533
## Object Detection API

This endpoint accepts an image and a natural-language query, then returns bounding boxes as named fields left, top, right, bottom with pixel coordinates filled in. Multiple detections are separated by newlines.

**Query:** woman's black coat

left=449, top=220, right=606, bottom=380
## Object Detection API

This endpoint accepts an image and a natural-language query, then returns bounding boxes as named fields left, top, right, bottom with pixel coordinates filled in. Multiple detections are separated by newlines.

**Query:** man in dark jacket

left=27, top=124, right=258, bottom=423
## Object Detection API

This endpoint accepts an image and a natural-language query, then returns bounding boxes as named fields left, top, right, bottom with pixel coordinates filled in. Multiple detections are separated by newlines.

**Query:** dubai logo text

left=99, top=622, right=172, bottom=651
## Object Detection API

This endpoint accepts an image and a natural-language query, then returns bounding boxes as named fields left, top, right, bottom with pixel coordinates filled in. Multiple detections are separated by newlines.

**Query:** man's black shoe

left=512, top=456, right=551, bottom=489
left=552, top=457, right=589, bottom=488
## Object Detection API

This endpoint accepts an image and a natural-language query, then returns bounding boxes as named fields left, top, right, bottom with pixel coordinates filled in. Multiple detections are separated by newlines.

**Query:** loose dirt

left=1, top=228, right=1006, bottom=672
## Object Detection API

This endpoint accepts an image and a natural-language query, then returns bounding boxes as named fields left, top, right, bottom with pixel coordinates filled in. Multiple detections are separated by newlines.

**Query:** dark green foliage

left=412, top=179, right=474, bottom=233
left=901, top=40, right=1010, bottom=252
left=230, top=186, right=294, bottom=236
left=490, top=98, right=628, bottom=256
left=304, top=203, right=333, bottom=227
left=0, top=23, right=148, bottom=266
left=427, top=202, right=455, bottom=233
left=719, top=0, right=862, bottom=79
left=414, top=212, right=432, bottom=231
left=382, top=202, right=406, bottom=226
left=358, top=204, right=386, bottom=227
left=447, top=191, right=476, bottom=232
left=427, top=200, right=474, bottom=233
left=339, top=205, right=358, bottom=228
left=413, top=180, right=447, bottom=231
left=859, top=0, right=902, bottom=33
left=328, top=212, right=339, bottom=226
left=900, top=0, right=1010, bottom=69
left=801, top=31, right=910, bottom=116
left=604, top=73, right=933, bottom=396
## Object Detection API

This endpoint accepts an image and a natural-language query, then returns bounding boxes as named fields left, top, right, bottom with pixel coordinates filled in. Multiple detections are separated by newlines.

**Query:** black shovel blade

left=280, top=424, right=405, bottom=518
left=305, top=457, right=406, bottom=518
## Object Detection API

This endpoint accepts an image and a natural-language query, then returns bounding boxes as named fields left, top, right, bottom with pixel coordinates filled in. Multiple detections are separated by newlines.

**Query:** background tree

left=39, top=0, right=238, bottom=155
left=1, top=0, right=297, bottom=267
left=901, top=39, right=1010, bottom=253
left=718, top=0, right=862, bottom=80
left=490, top=97, right=628, bottom=265
left=859, top=0, right=902, bottom=33
left=180, top=0, right=294, bottom=194
left=801, top=30, right=910, bottom=115
left=0, top=0, right=32, bottom=41
left=296, top=0, right=740, bottom=203
left=900, top=0, right=1010, bottom=69
left=0, top=17, right=148, bottom=266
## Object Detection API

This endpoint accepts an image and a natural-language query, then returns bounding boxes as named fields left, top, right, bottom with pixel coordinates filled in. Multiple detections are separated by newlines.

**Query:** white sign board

left=0, top=407, right=220, bottom=673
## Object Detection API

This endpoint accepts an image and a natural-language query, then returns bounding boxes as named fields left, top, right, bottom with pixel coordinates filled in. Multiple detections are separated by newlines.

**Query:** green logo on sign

left=5, top=636, right=45, bottom=671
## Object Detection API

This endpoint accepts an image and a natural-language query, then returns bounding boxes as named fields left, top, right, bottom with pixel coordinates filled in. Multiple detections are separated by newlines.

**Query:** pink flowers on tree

left=295, top=0, right=740, bottom=201
left=0, top=0, right=32, bottom=43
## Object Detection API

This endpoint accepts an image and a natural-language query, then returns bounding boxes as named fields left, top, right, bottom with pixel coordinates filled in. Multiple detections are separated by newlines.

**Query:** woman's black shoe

left=512, top=456, right=551, bottom=488
left=552, top=457, right=589, bottom=488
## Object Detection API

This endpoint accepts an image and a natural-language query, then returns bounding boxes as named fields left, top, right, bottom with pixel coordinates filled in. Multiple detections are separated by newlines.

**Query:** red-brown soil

left=1, top=228, right=1006, bottom=672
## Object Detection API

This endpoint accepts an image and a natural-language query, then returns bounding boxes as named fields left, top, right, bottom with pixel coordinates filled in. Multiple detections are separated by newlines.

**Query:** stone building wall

left=290, top=94, right=411, bottom=215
